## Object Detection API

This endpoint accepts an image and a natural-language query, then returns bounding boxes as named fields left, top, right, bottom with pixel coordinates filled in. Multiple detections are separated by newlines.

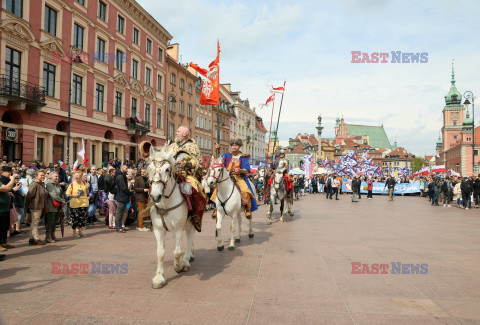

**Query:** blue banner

left=342, top=180, right=421, bottom=194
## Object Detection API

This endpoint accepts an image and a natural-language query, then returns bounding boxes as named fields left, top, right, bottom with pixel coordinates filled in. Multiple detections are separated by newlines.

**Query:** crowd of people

left=423, top=175, right=480, bottom=209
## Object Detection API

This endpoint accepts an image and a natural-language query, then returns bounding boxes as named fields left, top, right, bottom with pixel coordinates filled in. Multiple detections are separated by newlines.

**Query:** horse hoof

left=235, top=238, right=241, bottom=243
left=280, top=219, right=283, bottom=223
left=152, top=282, right=165, bottom=289
left=249, top=233, right=254, bottom=238
left=228, top=246, right=235, bottom=251
left=290, top=213, right=294, bottom=217
left=189, top=257, right=195, bottom=262
left=217, top=245, right=224, bottom=251
left=176, top=265, right=189, bottom=274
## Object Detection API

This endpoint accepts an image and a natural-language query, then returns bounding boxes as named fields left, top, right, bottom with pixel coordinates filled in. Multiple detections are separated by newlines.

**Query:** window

left=7, top=0, right=23, bottom=17
left=72, top=74, right=83, bottom=105
left=43, top=62, right=56, bottom=97
left=132, top=59, right=138, bottom=79
left=92, top=144, right=96, bottom=164
left=37, top=138, right=44, bottom=161
left=179, top=101, right=184, bottom=115
left=117, top=15, right=125, bottom=34
left=169, top=100, right=175, bottom=111
left=188, top=105, right=192, bottom=118
left=5, top=47, right=21, bottom=95
left=145, top=104, right=150, bottom=125
left=158, top=48, right=163, bottom=62
left=180, top=79, right=184, bottom=90
left=73, top=24, right=84, bottom=50
left=133, top=28, right=139, bottom=45
left=156, top=109, right=162, bottom=128
left=169, top=124, right=174, bottom=139
left=98, top=1, right=107, bottom=21
left=115, top=91, right=122, bottom=116
left=115, top=50, right=123, bottom=71
left=145, top=67, right=151, bottom=86
left=44, top=5, right=57, bottom=36
left=170, top=73, right=175, bottom=84
left=157, top=75, right=162, bottom=92
left=95, top=83, right=104, bottom=111
left=188, top=84, right=192, bottom=94
left=131, top=98, right=137, bottom=117
left=75, top=0, right=85, bottom=5
left=146, top=38, right=152, bottom=54
left=96, top=38, right=106, bottom=62
left=195, top=116, right=199, bottom=127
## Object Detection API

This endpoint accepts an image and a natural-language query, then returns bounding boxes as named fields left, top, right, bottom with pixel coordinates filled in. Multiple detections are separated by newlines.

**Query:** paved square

left=1, top=194, right=479, bottom=324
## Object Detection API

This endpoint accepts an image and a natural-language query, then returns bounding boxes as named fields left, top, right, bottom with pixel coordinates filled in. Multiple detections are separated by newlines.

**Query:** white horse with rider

left=267, top=159, right=293, bottom=224
left=207, top=156, right=256, bottom=251
left=147, top=146, right=194, bottom=289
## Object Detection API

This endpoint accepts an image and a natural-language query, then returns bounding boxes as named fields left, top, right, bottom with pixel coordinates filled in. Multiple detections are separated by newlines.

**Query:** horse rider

left=141, top=126, right=206, bottom=232
left=268, top=149, right=294, bottom=199
left=211, top=138, right=258, bottom=219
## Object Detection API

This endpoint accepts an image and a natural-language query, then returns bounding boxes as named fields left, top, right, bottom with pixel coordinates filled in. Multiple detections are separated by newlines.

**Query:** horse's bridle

left=272, top=171, right=285, bottom=190
left=151, top=160, right=176, bottom=199
left=209, top=163, right=230, bottom=184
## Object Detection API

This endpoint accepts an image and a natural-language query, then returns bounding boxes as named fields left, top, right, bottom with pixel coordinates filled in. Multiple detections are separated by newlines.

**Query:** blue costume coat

left=221, top=153, right=258, bottom=212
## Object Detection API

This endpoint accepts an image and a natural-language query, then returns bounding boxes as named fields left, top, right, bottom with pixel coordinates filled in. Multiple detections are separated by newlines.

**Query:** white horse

left=267, top=169, right=293, bottom=224
left=147, top=147, right=195, bottom=289
left=207, top=157, right=254, bottom=251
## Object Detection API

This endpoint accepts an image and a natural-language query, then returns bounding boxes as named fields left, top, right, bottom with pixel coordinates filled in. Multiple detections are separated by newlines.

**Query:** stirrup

left=212, top=208, right=217, bottom=219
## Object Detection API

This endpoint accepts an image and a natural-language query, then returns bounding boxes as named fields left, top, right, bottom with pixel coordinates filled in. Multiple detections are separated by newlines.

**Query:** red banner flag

left=189, top=42, right=220, bottom=105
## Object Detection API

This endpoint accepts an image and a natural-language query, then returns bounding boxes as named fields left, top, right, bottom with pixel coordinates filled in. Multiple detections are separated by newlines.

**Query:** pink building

left=0, top=0, right=171, bottom=166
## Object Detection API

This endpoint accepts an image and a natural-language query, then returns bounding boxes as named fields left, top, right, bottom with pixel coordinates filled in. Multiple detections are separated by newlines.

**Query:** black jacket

left=385, top=178, right=396, bottom=189
left=105, top=173, right=116, bottom=196
left=114, top=170, right=130, bottom=203
left=352, top=178, right=361, bottom=192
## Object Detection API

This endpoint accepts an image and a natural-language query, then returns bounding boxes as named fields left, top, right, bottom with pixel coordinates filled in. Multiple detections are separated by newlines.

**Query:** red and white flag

left=73, top=160, right=78, bottom=171
left=259, top=93, right=275, bottom=109
left=135, top=115, right=142, bottom=123
left=270, top=81, right=286, bottom=94
left=58, top=160, right=67, bottom=169
left=432, top=165, right=445, bottom=173
left=77, top=139, right=88, bottom=168
left=189, top=42, right=220, bottom=105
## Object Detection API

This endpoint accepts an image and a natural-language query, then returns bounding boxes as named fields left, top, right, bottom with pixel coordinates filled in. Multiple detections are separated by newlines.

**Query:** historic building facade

left=0, top=0, right=171, bottom=165
left=253, top=115, right=267, bottom=164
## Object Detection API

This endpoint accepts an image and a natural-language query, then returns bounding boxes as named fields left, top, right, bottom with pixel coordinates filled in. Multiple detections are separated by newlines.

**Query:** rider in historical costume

left=140, top=126, right=206, bottom=232
left=211, top=138, right=258, bottom=219
left=268, top=148, right=294, bottom=198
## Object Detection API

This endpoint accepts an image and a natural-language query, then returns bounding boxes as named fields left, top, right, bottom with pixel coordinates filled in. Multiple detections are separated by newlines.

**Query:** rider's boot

left=245, top=203, right=252, bottom=219
left=212, top=208, right=217, bottom=219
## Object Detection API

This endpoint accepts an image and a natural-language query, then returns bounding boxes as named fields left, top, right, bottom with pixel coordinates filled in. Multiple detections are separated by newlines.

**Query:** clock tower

left=441, top=61, right=465, bottom=153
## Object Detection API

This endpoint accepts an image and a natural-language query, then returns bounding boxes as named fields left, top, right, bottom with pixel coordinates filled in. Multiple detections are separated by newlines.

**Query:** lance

left=271, top=85, right=285, bottom=166
left=265, top=101, right=276, bottom=167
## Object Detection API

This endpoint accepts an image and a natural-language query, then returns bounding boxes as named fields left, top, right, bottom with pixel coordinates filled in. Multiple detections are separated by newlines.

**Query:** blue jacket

left=221, top=153, right=258, bottom=212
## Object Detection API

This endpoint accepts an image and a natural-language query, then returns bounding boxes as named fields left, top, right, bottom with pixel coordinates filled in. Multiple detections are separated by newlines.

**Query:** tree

left=412, top=157, right=428, bottom=172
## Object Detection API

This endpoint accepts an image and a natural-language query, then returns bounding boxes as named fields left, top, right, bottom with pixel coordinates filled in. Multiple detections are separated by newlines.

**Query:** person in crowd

left=114, top=165, right=130, bottom=233
left=384, top=175, right=396, bottom=202
left=45, top=171, right=65, bottom=243
left=460, top=177, right=472, bottom=210
left=318, top=175, right=325, bottom=193
left=126, top=169, right=137, bottom=227
left=473, top=177, right=480, bottom=208
left=332, top=174, right=340, bottom=200
left=442, top=177, right=453, bottom=207
left=25, top=170, right=48, bottom=245
left=97, top=168, right=107, bottom=215
left=325, top=174, right=333, bottom=199
left=134, top=167, right=150, bottom=231
left=83, top=173, right=95, bottom=226
left=453, top=179, right=462, bottom=208
left=312, top=176, right=318, bottom=194
left=351, top=175, right=360, bottom=202
left=53, top=162, right=68, bottom=192
left=104, top=167, right=117, bottom=229
left=87, top=165, right=99, bottom=222
left=65, top=170, right=89, bottom=238
left=0, top=166, right=19, bottom=251
left=11, top=172, right=24, bottom=236
left=367, top=176, right=374, bottom=199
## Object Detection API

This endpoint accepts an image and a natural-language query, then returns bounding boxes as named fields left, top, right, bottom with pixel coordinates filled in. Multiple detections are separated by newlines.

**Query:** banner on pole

left=342, top=181, right=421, bottom=194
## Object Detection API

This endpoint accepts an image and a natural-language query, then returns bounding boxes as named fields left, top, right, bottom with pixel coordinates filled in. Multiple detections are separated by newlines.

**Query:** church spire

left=451, top=59, right=456, bottom=86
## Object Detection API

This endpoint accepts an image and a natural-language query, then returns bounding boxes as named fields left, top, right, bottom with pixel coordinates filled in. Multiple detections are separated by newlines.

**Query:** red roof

left=385, top=147, right=414, bottom=159
left=255, top=118, right=267, bottom=132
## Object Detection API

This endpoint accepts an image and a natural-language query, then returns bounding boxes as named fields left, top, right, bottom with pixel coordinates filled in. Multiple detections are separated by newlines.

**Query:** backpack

left=327, top=177, right=332, bottom=187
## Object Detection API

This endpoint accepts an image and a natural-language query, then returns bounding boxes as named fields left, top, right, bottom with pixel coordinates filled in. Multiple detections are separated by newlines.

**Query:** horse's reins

left=210, top=163, right=238, bottom=214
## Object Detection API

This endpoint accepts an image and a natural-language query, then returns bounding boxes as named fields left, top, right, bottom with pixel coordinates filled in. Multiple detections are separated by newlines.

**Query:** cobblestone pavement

left=1, top=194, right=479, bottom=324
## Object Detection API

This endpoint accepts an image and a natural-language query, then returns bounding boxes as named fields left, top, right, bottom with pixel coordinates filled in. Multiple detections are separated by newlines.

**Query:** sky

left=137, top=0, right=480, bottom=155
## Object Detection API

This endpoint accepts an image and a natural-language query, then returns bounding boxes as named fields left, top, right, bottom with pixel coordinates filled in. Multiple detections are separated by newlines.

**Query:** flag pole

left=216, top=104, right=220, bottom=158
left=271, top=88, right=285, bottom=165
left=265, top=101, right=276, bottom=167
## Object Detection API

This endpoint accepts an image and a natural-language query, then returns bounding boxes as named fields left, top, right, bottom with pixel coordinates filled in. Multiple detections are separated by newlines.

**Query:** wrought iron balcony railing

left=125, top=117, right=151, bottom=135
left=0, top=74, right=46, bottom=106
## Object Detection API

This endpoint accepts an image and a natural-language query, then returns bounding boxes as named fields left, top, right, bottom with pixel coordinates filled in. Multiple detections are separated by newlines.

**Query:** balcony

left=0, top=75, right=46, bottom=113
left=125, top=117, right=151, bottom=136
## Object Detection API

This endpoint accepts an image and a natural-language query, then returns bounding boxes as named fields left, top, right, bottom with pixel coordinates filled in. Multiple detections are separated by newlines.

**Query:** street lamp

left=66, top=47, right=83, bottom=168
left=167, top=90, right=176, bottom=143
left=464, top=91, right=475, bottom=176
